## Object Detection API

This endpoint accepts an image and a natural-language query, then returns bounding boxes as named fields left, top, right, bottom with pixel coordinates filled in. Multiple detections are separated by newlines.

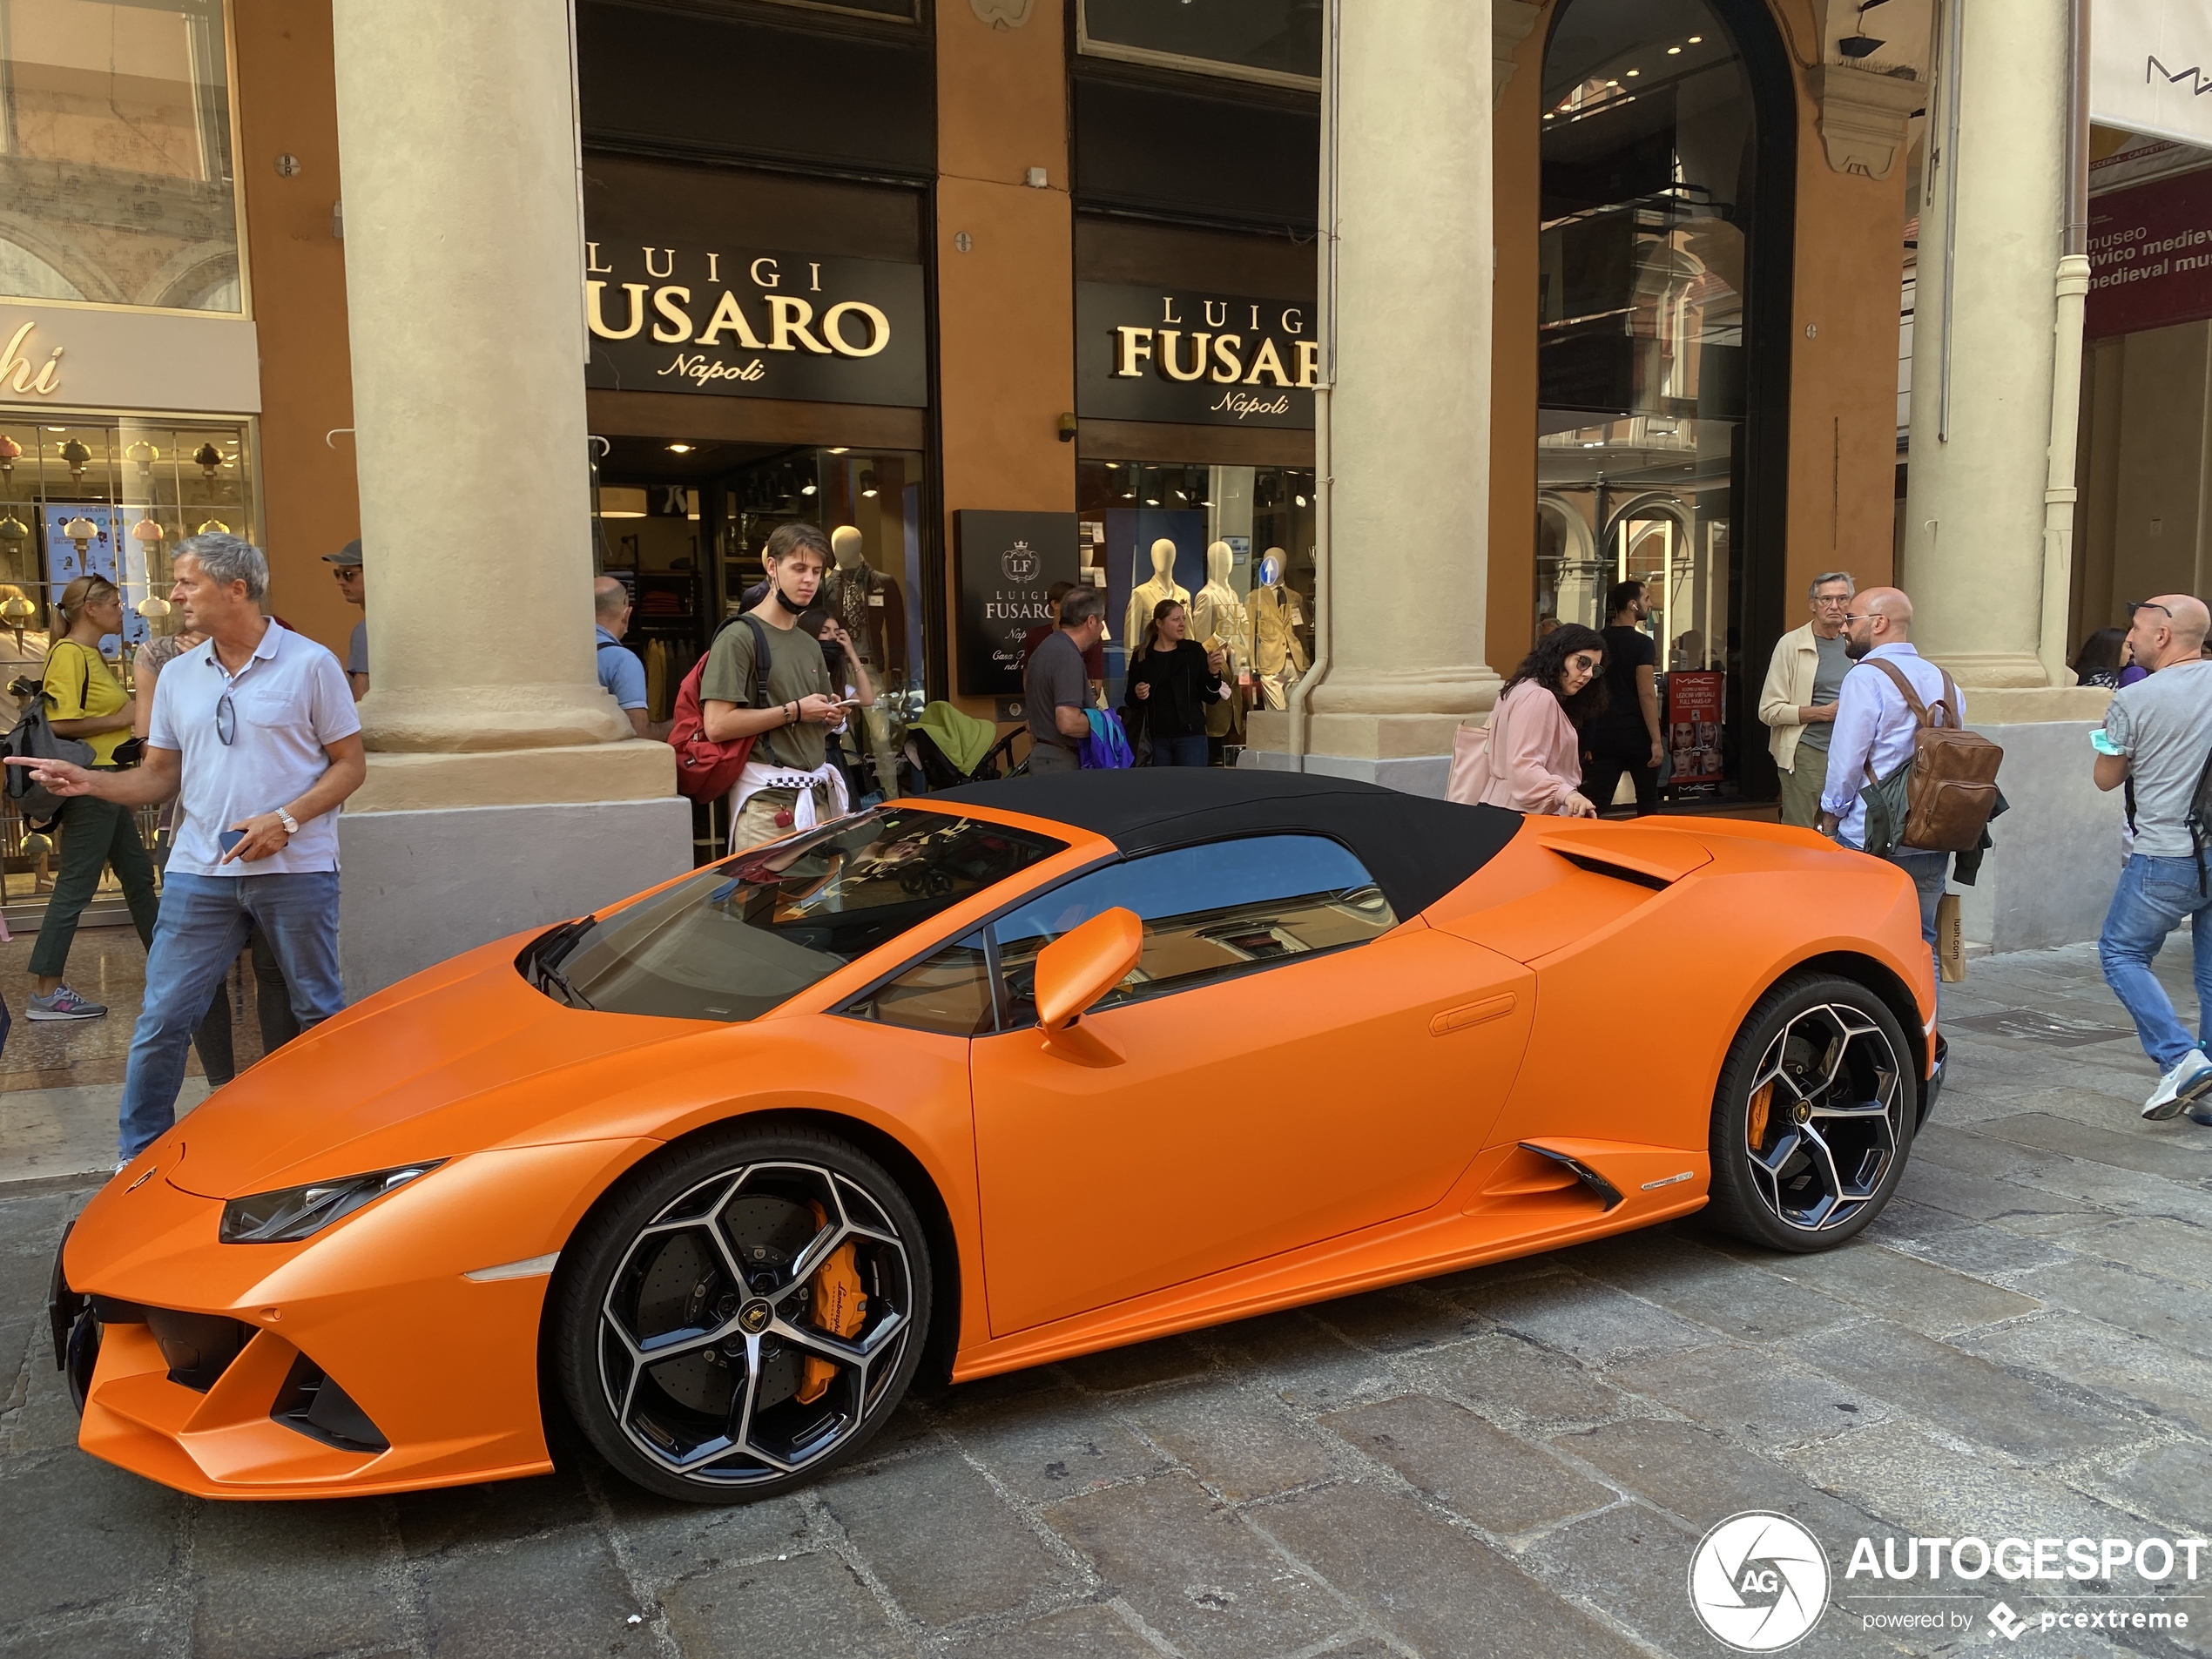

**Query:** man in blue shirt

left=8, top=534, right=366, bottom=1163
left=594, top=577, right=664, bottom=739
left=1816, top=587, right=1956, bottom=986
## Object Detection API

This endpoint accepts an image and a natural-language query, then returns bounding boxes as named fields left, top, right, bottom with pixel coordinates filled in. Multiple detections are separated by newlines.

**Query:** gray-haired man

left=6, top=534, right=366, bottom=1163
left=1758, top=570, right=1854, bottom=826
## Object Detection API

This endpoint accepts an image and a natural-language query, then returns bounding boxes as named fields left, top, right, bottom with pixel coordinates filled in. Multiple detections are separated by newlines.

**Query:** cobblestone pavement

left=3, top=941, right=2209, bottom=1659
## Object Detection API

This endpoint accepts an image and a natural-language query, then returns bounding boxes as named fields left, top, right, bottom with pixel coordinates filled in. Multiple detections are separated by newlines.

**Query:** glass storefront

left=0, top=409, right=256, bottom=913
left=1536, top=0, right=1757, bottom=794
left=1075, top=456, right=1316, bottom=754
left=0, top=0, right=244, bottom=312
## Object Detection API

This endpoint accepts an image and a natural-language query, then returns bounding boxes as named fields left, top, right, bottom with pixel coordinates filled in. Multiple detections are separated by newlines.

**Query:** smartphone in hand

left=218, top=828, right=246, bottom=858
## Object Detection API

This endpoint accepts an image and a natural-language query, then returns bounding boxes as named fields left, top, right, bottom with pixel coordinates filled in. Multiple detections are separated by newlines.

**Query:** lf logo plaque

left=1689, top=1512, right=1831, bottom=1651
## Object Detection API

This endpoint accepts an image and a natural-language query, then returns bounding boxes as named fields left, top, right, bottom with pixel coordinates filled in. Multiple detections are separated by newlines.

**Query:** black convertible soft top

left=930, top=768, right=1524, bottom=918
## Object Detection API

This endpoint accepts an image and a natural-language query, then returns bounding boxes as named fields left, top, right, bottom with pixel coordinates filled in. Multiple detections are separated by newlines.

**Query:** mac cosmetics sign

left=583, top=240, right=927, bottom=407
left=1076, top=283, right=1317, bottom=428
left=954, top=510, right=1080, bottom=698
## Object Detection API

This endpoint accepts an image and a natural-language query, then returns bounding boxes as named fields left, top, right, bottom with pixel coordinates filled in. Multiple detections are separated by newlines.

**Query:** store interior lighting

left=597, top=486, right=649, bottom=518
left=665, top=442, right=693, bottom=454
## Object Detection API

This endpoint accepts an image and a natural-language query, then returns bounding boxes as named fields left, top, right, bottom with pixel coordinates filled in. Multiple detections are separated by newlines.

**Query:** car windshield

left=529, top=808, right=1067, bottom=1022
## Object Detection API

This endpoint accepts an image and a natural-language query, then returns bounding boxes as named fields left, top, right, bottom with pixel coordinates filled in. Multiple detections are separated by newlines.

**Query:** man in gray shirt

left=2094, top=593, right=2212, bottom=1122
left=1024, top=585, right=1105, bottom=774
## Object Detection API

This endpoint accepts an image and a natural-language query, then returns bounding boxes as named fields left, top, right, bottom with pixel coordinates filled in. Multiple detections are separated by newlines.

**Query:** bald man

left=592, top=577, right=666, bottom=740
left=2093, top=594, right=2212, bottom=1121
left=1817, top=586, right=1956, bottom=984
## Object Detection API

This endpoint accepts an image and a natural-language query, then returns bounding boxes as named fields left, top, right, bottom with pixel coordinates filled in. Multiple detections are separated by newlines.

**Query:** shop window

left=1075, top=459, right=1314, bottom=739
left=0, top=410, right=254, bottom=913
left=590, top=437, right=933, bottom=815
left=0, top=0, right=244, bottom=313
left=991, top=835, right=1394, bottom=1027
left=1078, top=0, right=1321, bottom=87
left=1535, top=0, right=1761, bottom=793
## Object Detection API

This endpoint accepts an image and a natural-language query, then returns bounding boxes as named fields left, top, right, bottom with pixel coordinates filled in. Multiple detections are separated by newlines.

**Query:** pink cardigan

left=1478, top=680, right=1585, bottom=814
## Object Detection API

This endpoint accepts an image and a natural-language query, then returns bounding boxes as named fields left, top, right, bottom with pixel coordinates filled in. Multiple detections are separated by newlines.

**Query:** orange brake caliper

left=1748, top=1080, right=1775, bottom=1154
left=795, top=1201, right=867, bottom=1405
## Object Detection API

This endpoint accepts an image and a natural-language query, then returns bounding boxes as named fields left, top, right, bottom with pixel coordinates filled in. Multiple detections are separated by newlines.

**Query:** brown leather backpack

left=1862, top=658, right=2004, bottom=853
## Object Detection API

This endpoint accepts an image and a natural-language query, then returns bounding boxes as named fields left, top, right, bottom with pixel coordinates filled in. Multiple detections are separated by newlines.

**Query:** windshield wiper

left=526, top=919, right=595, bottom=1009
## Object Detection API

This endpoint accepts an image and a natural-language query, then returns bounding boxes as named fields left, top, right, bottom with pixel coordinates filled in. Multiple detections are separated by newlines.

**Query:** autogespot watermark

left=1688, top=1514, right=2205, bottom=1650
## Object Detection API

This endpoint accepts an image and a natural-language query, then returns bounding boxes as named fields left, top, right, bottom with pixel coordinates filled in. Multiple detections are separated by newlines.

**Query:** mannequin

left=1251, top=547, right=1309, bottom=711
left=1190, top=540, right=1251, bottom=743
left=1124, top=537, right=1190, bottom=658
left=821, top=524, right=905, bottom=680
left=820, top=523, right=906, bottom=799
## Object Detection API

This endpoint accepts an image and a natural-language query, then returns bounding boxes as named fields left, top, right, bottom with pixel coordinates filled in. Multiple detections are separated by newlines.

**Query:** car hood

left=164, top=932, right=708, bottom=1199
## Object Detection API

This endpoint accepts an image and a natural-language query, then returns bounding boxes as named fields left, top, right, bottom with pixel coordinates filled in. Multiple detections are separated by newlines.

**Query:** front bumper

left=52, top=1137, right=649, bottom=1500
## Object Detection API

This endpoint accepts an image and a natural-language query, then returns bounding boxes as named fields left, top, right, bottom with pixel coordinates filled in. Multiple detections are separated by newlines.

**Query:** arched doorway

left=1534, top=0, right=1795, bottom=798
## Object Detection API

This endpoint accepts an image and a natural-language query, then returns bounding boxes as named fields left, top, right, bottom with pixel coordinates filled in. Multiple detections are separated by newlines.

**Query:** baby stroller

left=903, top=700, right=1028, bottom=792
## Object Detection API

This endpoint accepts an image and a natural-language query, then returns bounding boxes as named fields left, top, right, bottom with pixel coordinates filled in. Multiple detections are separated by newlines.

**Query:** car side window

left=845, top=932, right=998, bottom=1037
left=991, top=835, right=1396, bottom=1027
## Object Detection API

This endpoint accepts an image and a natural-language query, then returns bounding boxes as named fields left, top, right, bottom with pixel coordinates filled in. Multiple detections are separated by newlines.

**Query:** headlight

left=219, top=1162, right=445, bottom=1244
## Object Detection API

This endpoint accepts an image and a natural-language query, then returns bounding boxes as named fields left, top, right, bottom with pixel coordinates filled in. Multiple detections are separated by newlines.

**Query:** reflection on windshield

left=534, top=810, right=1066, bottom=1022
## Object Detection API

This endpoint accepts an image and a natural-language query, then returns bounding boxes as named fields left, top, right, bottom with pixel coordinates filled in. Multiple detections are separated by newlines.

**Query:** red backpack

left=666, top=614, right=773, bottom=802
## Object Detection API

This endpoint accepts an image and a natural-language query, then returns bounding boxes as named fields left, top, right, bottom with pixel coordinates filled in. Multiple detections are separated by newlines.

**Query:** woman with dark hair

left=1448, top=624, right=1608, bottom=815
left=2072, top=625, right=2144, bottom=689
left=1122, top=598, right=1229, bottom=766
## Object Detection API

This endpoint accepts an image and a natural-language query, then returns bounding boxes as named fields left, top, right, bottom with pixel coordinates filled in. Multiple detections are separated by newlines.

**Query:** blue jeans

left=118, top=872, right=347, bottom=1160
left=1150, top=733, right=1210, bottom=767
left=2098, top=853, right=2212, bottom=1071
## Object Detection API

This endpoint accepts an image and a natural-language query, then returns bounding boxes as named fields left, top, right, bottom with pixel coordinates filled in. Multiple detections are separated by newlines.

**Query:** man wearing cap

left=325, top=538, right=368, bottom=699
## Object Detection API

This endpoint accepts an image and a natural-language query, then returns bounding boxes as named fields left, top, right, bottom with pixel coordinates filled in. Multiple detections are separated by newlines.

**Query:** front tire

left=1706, top=974, right=1915, bottom=1252
left=555, top=1125, right=931, bottom=1503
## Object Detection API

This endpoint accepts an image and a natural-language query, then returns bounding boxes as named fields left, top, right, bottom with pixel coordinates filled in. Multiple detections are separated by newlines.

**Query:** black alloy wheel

left=556, top=1126, right=930, bottom=1502
left=1705, top=973, right=1916, bottom=1252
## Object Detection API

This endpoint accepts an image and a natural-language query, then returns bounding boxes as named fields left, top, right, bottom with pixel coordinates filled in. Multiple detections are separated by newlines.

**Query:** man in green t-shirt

left=701, top=522, right=853, bottom=850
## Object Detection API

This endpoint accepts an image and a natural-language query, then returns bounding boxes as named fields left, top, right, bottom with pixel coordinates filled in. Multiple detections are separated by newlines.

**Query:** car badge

left=125, top=1166, right=156, bottom=1192
left=737, top=1299, right=773, bottom=1336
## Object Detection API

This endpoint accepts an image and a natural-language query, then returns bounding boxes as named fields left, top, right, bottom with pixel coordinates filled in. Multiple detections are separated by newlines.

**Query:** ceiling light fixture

left=1668, top=44, right=1682, bottom=54
left=826, top=446, right=850, bottom=455
left=1294, top=494, right=1308, bottom=507
left=801, top=482, right=817, bottom=495
left=666, top=442, right=693, bottom=454
left=1626, top=68, right=1641, bottom=77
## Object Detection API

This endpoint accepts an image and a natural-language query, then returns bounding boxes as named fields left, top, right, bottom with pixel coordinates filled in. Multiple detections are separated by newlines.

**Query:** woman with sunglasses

left=24, top=575, right=158, bottom=1021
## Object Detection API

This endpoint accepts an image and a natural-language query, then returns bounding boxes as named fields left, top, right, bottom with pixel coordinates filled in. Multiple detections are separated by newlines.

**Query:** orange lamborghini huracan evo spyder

left=50, top=770, right=1943, bottom=1504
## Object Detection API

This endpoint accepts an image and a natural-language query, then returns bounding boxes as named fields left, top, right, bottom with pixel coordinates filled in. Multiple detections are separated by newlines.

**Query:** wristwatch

left=277, top=808, right=300, bottom=835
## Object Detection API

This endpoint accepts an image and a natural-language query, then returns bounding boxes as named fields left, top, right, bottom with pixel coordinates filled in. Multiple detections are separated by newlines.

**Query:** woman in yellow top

left=25, top=575, right=159, bottom=1022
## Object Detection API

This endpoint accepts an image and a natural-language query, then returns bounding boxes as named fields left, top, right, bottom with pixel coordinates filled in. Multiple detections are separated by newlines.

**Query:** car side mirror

left=1033, top=907, right=1143, bottom=1065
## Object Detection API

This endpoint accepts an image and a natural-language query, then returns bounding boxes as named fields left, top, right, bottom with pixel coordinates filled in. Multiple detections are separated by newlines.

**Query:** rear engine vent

left=272, top=1354, right=390, bottom=1453
left=1550, top=851, right=1669, bottom=891
left=144, top=1308, right=254, bottom=1393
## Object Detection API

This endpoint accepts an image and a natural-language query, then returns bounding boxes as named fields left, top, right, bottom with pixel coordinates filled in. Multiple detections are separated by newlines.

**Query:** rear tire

left=1706, top=974, right=1915, bottom=1252
left=555, top=1124, right=931, bottom=1503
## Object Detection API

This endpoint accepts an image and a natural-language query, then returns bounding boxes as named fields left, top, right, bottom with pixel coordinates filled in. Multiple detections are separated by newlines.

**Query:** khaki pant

left=1777, top=743, right=1831, bottom=827
left=729, top=786, right=833, bottom=853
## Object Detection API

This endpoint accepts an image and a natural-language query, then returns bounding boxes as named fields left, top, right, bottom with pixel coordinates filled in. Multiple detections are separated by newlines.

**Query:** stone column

left=1298, top=0, right=1500, bottom=784
left=330, top=0, right=662, bottom=797
left=1901, top=0, right=2067, bottom=688
left=328, top=0, right=685, bottom=995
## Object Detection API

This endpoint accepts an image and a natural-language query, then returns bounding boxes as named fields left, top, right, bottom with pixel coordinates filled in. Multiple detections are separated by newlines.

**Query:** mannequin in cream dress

left=1124, top=537, right=1190, bottom=658
left=1251, top=548, right=1309, bottom=711
left=1190, top=541, right=1251, bottom=742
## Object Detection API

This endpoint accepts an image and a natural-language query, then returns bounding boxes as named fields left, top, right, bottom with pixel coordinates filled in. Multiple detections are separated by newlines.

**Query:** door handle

left=1429, top=993, right=1517, bottom=1036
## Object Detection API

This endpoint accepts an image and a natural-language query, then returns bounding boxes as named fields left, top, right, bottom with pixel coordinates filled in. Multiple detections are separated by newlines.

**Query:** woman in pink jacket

left=1450, top=624, right=1609, bottom=816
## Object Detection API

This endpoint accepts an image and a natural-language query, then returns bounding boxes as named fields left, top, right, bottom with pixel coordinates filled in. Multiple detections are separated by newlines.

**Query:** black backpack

left=2125, top=748, right=2212, bottom=894
left=3, top=655, right=97, bottom=830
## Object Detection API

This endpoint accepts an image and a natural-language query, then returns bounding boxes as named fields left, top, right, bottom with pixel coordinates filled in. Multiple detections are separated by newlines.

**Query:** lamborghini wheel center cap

left=737, top=1299, right=772, bottom=1336
left=1792, top=1101, right=1812, bottom=1125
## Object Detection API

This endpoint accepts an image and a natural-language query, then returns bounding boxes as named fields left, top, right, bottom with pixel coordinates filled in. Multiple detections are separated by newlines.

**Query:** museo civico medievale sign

left=1075, top=282, right=1318, bottom=429
left=583, top=241, right=927, bottom=408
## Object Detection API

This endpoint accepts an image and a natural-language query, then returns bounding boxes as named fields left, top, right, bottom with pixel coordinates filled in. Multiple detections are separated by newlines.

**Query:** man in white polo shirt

left=7, top=533, right=365, bottom=1162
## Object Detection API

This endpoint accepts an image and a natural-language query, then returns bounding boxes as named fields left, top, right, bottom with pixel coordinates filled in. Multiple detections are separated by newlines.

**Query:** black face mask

left=770, top=583, right=812, bottom=617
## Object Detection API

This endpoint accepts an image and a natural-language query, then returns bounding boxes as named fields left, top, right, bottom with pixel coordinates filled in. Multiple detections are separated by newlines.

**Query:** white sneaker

left=2142, top=1048, right=2212, bottom=1120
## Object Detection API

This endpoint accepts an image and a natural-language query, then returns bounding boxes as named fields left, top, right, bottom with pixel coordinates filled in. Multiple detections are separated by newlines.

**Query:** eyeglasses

left=216, top=689, right=236, bottom=746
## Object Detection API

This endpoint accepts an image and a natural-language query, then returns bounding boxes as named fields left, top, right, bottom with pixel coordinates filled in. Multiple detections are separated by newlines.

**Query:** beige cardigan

left=1757, top=620, right=1823, bottom=772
